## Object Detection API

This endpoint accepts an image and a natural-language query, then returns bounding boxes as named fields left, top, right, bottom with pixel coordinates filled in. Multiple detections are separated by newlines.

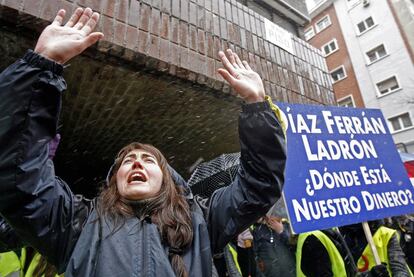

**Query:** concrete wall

left=245, top=0, right=298, bottom=35
left=286, top=0, right=308, bottom=16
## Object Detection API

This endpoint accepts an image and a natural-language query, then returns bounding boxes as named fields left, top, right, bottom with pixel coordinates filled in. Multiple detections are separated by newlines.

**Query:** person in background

left=253, top=215, right=295, bottom=277
left=236, top=228, right=258, bottom=277
left=342, top=223, right=412, bottom=277
left=297, top=222, right=412, bottom=277
left=392, top=215, right=414, bottom=271
left=297, top=228, right=360, bottom=277
left=0, top=240, right=60, bottom=277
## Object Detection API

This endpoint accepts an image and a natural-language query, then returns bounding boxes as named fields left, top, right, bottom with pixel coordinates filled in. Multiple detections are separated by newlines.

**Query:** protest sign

left=277, top=102, right=414, bottom=233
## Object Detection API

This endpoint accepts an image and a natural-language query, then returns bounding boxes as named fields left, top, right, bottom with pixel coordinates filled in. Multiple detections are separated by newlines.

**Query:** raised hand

left=217, top=49, right=265, bottom=103
left=34, top=8, right=104, bottom=64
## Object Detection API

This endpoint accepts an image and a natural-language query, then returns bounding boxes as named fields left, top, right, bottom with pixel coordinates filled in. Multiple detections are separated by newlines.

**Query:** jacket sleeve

left=207, top=97, right=286, bottom=254
left=0, top=50, right=91, bottom=272
left=388, top=233, right=411, bottom=277
left=0, top=216, right=24, bottom=252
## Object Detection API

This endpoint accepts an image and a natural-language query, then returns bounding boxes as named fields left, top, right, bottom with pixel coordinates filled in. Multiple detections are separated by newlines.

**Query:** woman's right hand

left=34, top=7, right=104, bottom=64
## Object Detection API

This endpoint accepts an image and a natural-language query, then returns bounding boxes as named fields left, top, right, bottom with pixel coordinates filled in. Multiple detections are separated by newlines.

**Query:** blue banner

left=276, top=102, right=414, bottom=233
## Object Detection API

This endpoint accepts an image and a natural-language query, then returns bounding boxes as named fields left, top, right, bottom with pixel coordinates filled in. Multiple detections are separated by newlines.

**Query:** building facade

left=237, top=0, right=309, bottom=37
left=0, top=0, right=333, bottom=193
left=305, top=1, right=365, bottom=108
left=306, top=0, right=414, bottom=153
left=388, top=0, right=414, bottom=63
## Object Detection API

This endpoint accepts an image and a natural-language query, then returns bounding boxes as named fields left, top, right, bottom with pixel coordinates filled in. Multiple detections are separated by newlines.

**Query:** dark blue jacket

left=0, top=50, right=286, bottom=276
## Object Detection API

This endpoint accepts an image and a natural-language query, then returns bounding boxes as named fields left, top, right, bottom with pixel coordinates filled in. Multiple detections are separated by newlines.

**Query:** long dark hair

left=98, top=142, right=193, bottom=277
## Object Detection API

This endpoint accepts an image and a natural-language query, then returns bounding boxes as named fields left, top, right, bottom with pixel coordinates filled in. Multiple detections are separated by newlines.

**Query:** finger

left=82, top=32, right=104, bottom=47
left=242, top=60, right=252, bottom=71
left=78, top=32, right=104, bottom=50
left=217, top=68, right=237, bottom=85
left=74, top=7, right=93, bottom=30
left=226, top=49, right=239, bottom=69
left=81, top=12, right=100, bottom=35
left=65, top=7, right=84, bottom=27
left=218, top=51, right=237, bottom=77
left=234, top=52, right=245, bottom=69
left=52, top=9, right=66, bottom=26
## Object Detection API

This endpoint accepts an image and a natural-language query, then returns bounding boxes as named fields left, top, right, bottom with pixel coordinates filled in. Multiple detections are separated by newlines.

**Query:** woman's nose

left=132, top=160, right=144, bottom=169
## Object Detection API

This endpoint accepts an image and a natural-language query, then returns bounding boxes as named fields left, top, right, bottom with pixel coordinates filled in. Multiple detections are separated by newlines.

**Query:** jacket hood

left=168, top=164, right=193, bottom=200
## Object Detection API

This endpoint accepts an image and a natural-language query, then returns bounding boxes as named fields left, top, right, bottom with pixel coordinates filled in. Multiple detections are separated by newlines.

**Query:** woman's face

left=116, top=149, right=163, bottom=200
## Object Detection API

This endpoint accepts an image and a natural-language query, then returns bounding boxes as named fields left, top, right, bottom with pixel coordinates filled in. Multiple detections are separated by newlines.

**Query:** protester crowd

left=0, top=6, right=413, bottom=277
left=2, top=205, right=413, bottom=277
left=208, top=212, right=414, bottom=277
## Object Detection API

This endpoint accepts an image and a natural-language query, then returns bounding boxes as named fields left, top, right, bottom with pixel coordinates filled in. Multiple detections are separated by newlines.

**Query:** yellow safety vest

left=227, top=244, right=242, bottom=274
left=357, top=226, right=413, bottom=277
left=0, top=248, right=24, bottom=277
left=296, top=230, right=347, bottom=277
left=0, top=248, right=61, bottom=277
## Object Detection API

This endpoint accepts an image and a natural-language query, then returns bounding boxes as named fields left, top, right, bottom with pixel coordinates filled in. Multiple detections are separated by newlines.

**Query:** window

left=388, top=113, right=413, bottom=132
left=366, top=44, right=387, bottom=64
left=330, top=66, right=347, bottom=83
left=357, top=16, right=375, bottom=34
left=337, top=95, right=355, bottom=107
left=304, top=27, right=315, bottom=41
left=315, top=15, right=331, bottom=33
left=376, top=76, right=400, bottom=95
left=322, top=39, right=338, bottom=56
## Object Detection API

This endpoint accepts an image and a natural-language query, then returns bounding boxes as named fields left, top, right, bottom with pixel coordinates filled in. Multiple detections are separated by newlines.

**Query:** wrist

left=244, top=93, right=265, bottom=104
left=34, top=48, right=64, bottom=65
left=23, top=50, right=64, bottom=75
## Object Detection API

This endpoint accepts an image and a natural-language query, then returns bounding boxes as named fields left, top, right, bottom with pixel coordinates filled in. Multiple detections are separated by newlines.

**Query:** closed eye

left=122, top=158, right=134, bottom=164
left=145, top=158, right=156, bottom=164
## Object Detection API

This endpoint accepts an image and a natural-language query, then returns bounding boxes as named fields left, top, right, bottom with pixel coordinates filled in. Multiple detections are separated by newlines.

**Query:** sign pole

left=362, top=222, right=381, bottom=266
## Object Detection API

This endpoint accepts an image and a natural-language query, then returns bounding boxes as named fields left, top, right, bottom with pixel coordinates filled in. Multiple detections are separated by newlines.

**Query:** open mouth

left=128, top=172, right=147, bottom=183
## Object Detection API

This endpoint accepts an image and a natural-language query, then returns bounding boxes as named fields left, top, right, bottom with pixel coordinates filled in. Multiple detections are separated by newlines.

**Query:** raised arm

left=0, top=8, right=102, bottom=272
left=208, top=49, right=286, bottom=254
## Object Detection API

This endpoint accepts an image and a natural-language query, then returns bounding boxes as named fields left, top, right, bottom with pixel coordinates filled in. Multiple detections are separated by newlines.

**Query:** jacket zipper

left=141, top=218, right=148, bottom=277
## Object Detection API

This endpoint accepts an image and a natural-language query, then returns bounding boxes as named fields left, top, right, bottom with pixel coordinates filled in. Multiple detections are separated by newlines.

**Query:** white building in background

left=308, top=0, right=414, bottom=153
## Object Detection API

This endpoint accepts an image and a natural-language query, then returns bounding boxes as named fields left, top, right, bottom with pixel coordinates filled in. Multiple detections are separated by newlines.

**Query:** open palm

left=218, top=49, right=265, bottom=103
left=34, top=8, right=103, bottom=64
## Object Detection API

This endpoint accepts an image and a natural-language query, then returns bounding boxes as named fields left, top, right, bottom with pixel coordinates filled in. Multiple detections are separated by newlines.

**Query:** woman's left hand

left=218, top=49, right=265, bottom=103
